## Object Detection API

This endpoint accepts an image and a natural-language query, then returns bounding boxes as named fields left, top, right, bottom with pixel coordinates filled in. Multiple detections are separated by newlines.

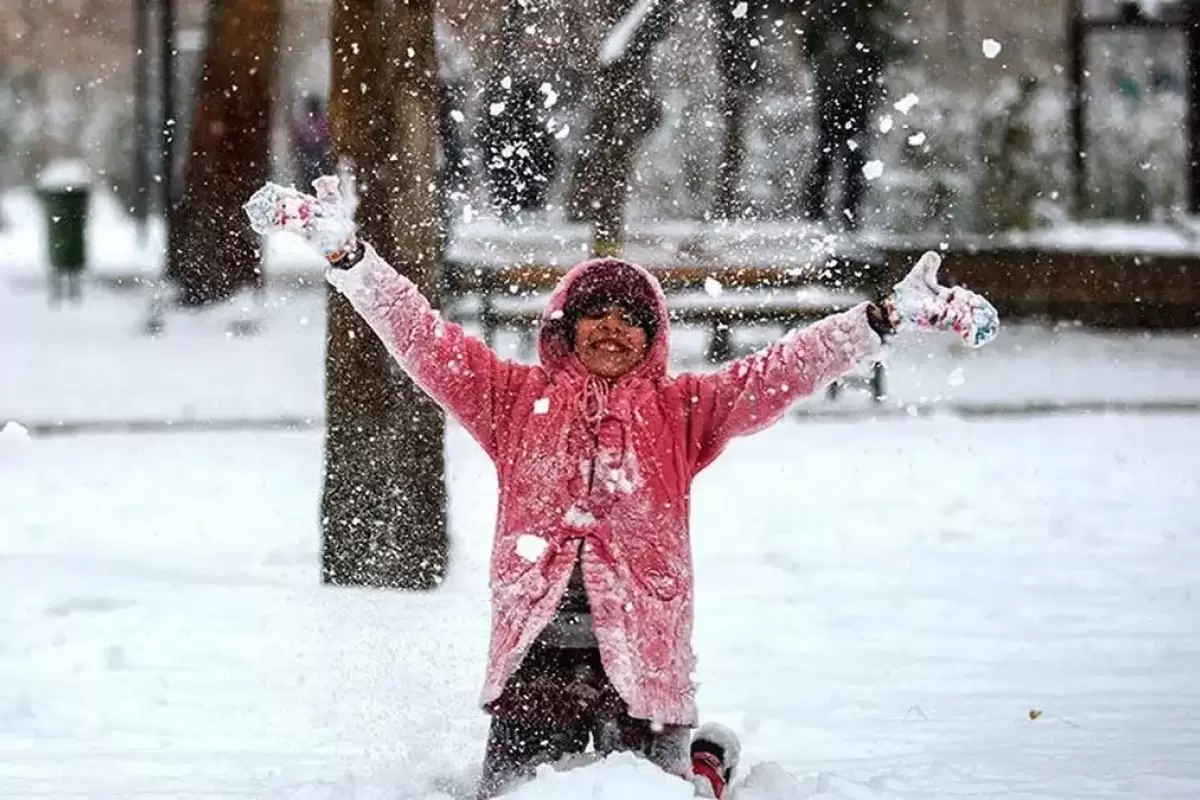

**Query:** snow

left=906, top=133, right=926, bottom=147
left=981, top=39, right=1003, bottom=59
left=704, top=276, right=724, bottom=298
left=600, top=0, right=658, bottom=66
left=731, top=1, right=749, bottom=19
left=507, top=755, right=694, bottom=799
left=533, top=397, right=551, bottom=415
left=37, top=159, right=92, bottom=190
left=862, top=161, right=885, bottom=181
left=1, top=420, right=31, bottom=441
left=892, top=94, right=919, bottom=115
left=4, top=414, right=1200, bottom=797
left=515, top=534, right=548, bottom=563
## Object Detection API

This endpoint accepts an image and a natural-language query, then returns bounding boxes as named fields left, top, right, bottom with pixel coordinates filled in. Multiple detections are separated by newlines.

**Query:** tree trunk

left=712, top=0, right=758, bottom=220
left=565, top=0, right=679, bottom=255
left=166, top=0, right=281, bottom=306
left=322, top=0, right=448, bottom=590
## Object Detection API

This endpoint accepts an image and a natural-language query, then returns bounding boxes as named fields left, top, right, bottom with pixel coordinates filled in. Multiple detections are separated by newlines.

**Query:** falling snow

left=893, top=93, right=919, bottom=114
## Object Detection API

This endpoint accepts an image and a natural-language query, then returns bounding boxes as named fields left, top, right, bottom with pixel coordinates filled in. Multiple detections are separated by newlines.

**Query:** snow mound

left=499, top=756, right=900, bottom=800
left=504, top=753, right=695, bottom=799
left=1, top=420, right=31, bottom=442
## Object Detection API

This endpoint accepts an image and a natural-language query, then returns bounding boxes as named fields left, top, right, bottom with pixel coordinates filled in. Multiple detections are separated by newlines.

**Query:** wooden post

left=1188, top=0, right=1200, bottom=213
left=1067, top=0, right=1087, bottom=216
left=133, top=0, right=150, bottom=244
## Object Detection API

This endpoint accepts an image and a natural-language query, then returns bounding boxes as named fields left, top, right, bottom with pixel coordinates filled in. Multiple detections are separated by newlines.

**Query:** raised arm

left=326, top=243, right=535, bottom=461
left=678, top=251, right=1000, bottom=472
left=243, top=177, right=534, bottom=460
left=677, top=303, right=883, bottom=472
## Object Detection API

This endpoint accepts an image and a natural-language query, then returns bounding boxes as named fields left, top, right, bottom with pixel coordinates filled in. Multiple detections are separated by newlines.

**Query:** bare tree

left=322, top=0, right=448, bottom=589
left=168, top=0, right=282, bottom=305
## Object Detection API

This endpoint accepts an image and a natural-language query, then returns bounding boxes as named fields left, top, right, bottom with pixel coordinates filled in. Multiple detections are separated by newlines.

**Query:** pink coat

left=328, top=244, right=883, bottom=726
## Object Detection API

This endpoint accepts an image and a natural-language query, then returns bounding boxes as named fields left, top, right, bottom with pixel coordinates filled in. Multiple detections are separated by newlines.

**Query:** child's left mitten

left=885, top=251, right=999, bottom=347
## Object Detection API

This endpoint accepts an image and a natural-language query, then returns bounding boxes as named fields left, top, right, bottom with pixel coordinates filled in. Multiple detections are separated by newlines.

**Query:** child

left=245, top=178, right=998, bottom=798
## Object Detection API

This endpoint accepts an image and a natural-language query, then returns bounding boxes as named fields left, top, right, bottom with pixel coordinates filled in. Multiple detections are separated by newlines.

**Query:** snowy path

left=3, top=416, right=1199, bottom=798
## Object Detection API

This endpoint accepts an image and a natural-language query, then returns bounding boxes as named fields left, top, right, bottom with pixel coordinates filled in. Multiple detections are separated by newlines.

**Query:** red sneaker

left=690, top=722, right=740, bottom=798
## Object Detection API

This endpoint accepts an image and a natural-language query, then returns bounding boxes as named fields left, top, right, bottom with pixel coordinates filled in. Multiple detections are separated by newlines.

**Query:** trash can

left=37, top=160, right=92, bottom=305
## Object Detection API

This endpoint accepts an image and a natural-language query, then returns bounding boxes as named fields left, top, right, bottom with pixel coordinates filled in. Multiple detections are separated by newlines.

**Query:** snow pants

left=477, top=642, right=690, bottom=798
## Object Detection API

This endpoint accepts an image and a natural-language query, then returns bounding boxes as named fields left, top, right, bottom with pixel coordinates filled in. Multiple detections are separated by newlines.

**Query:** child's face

left=573, top=304, right=649, bottom=379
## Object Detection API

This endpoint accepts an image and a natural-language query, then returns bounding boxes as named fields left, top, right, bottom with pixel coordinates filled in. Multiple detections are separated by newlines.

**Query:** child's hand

left=884, top=251, right=999, bottom=347
left=243, top=177, right=358, bottom=263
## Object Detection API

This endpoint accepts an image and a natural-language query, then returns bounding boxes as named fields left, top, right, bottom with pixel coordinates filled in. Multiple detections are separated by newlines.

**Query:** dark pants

left=478, top=643, right=689, bottom=798
left=801, top=78, right=876, bottom=229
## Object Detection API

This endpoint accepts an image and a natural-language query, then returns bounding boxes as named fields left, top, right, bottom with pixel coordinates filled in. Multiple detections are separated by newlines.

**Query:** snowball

left=704, top=276, right=723, bottom=298
left=540, top=82, right=559, bottom=109
left=449, top=109, right=465, bottom=123
left=893, top=93, right=919, bottom=114
left=731, top=1, right=748, bottom=18
left=981, top=39, right=1002, bottom=59
left=516, top=534, right=548, bottom=563
left=879, top=115, right=894, bottom=134
left=489, top=102, right=506, bottom=116
left=554, top=124, right=570, bottom=140
left=501, top=75, right=512, bottom=90
left=947, top=367, right=966, bottom=387
left=533, top=397, right=551, bottom=415
left=862, top=160, right=885, bottom=181
left=907, top=132, right=927, bottom=146
left=1, top=420, right=31, bottom=442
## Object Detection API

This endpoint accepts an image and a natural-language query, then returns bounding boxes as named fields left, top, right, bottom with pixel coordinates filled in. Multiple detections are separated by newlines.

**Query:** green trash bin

left=37, top=160, right=92, bottom=305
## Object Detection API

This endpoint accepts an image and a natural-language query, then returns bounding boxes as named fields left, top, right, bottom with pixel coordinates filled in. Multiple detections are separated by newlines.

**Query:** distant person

left=291, top=94, right=332, bottom=191
left=798, top=0, right=906, bottom=230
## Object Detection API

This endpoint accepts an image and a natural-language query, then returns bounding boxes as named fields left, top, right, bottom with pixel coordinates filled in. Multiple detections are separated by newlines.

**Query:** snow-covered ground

left=3, top=416, right=1199, bottom=798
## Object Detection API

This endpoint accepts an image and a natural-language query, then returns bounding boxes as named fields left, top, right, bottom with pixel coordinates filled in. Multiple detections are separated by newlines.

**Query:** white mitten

left=886, top=251, right=999, bottom=347
left=243, top=176, right=358, bottom=262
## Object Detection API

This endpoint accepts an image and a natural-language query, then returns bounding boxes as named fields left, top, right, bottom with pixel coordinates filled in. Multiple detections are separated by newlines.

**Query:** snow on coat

left=326, top=245, right=882, bottom=726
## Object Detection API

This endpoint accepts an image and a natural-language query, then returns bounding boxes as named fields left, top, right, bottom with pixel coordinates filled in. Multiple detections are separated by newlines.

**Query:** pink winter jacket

left=327, top=244, right=883, bottom=726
